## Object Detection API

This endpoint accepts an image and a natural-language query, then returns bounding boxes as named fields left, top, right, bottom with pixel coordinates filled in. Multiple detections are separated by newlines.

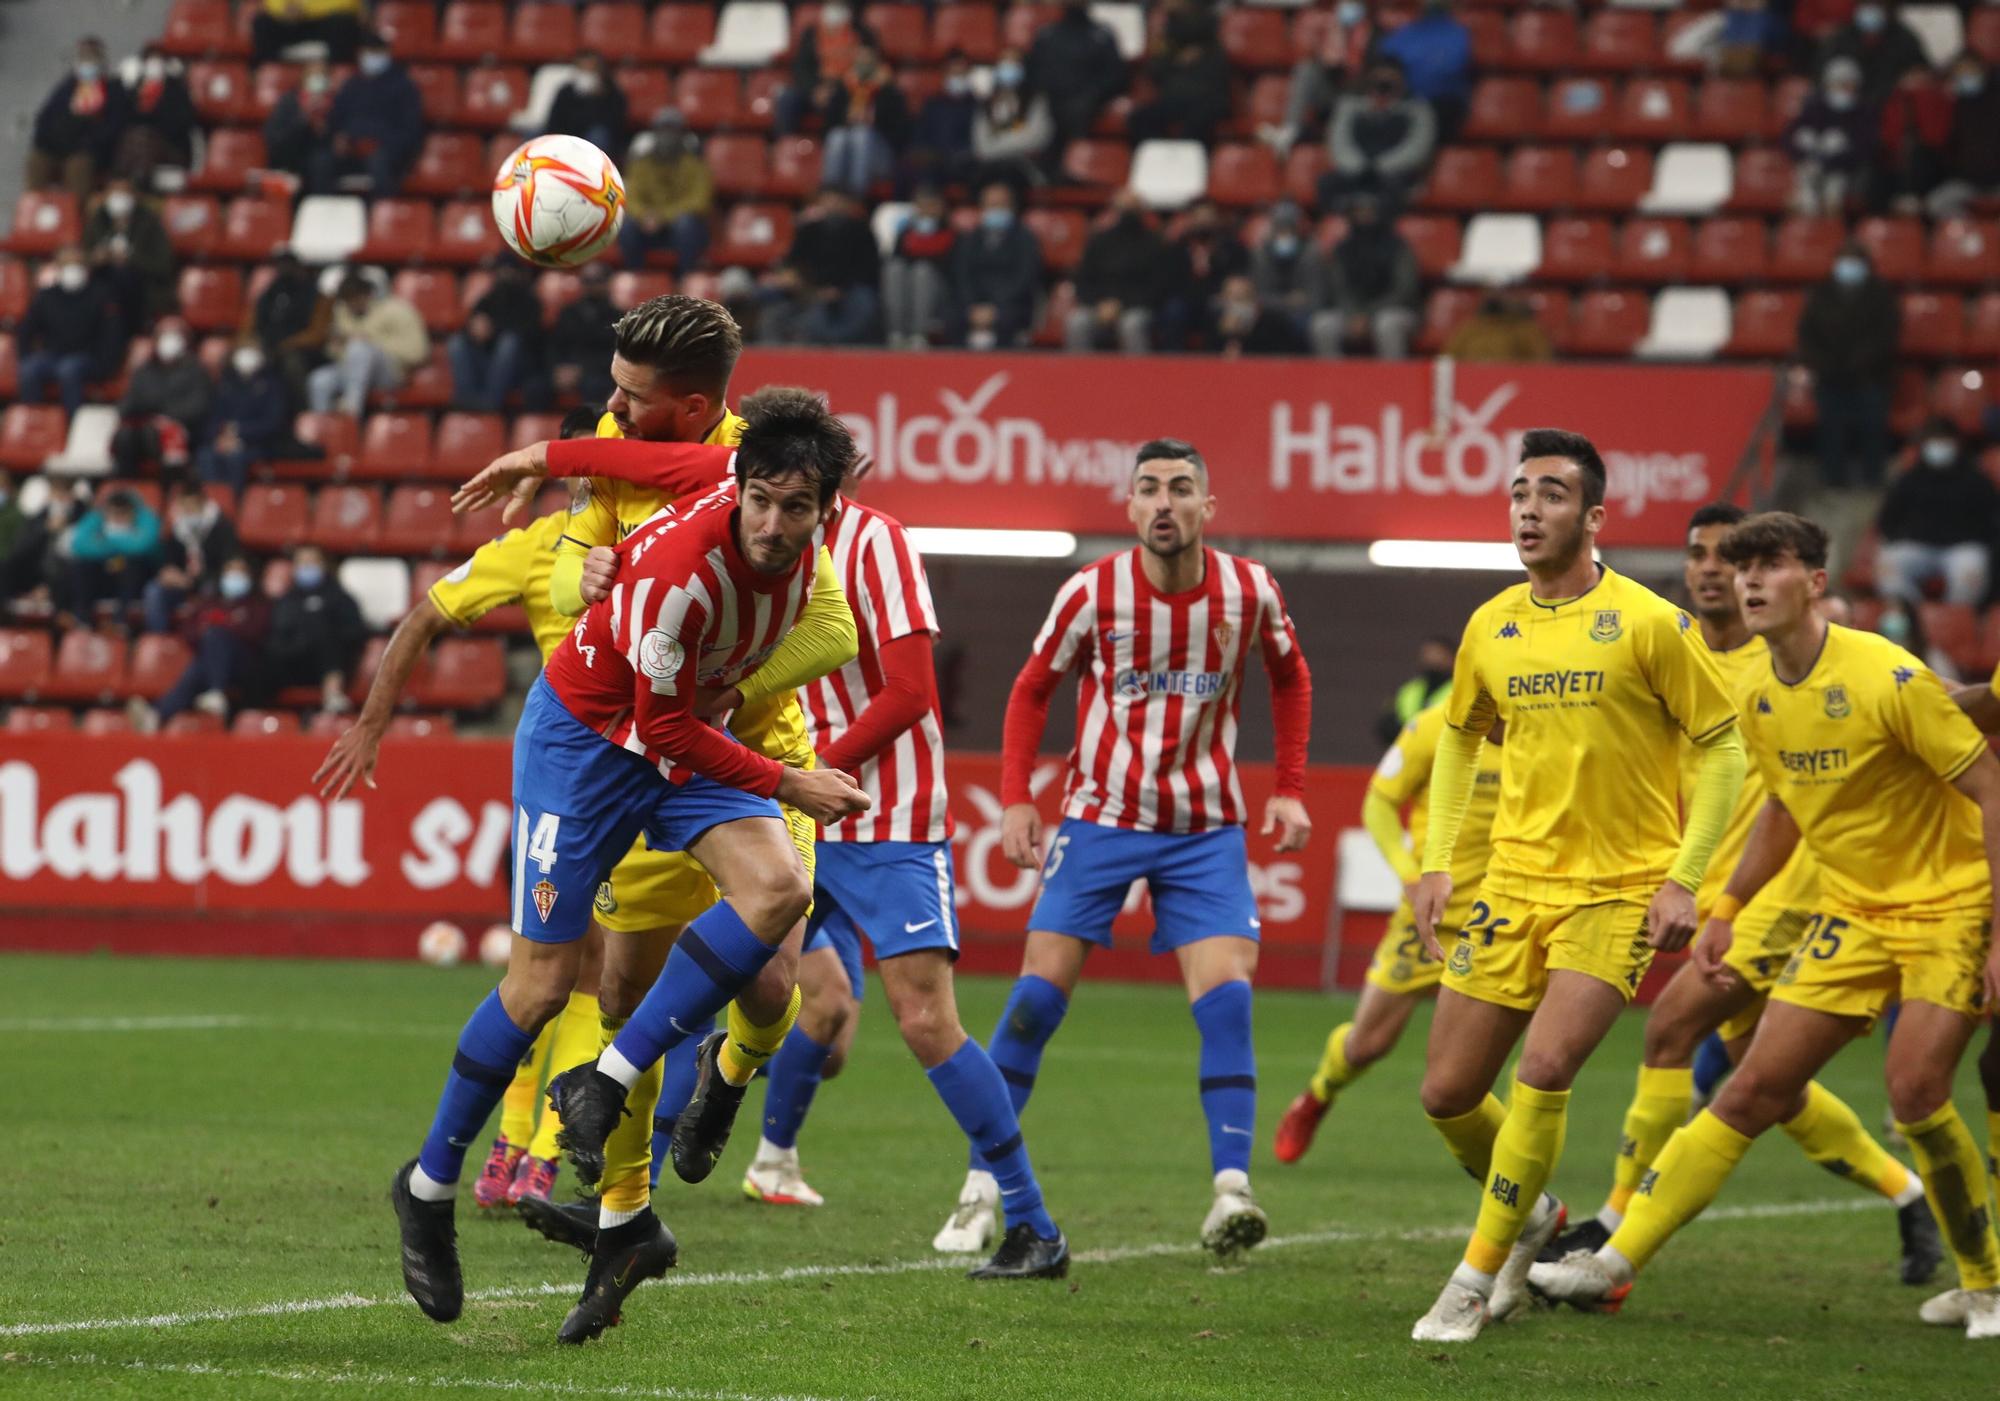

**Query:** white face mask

left=155, top=333, right=187, bottom=362
left=232, top=348, right=264, bottom=376
left=58, top=264, right=88, bottom=292
left=574, top=72, right=601, bottom=94
left=143, top=56, right=166, bottom=81
left=1922, top=440, right=1957, bottom=468
left=105, top=190, right=135, bottom=219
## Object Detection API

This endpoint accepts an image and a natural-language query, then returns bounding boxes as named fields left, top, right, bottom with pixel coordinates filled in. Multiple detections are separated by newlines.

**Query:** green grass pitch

left=2, top=951, right=1992, bottom=1399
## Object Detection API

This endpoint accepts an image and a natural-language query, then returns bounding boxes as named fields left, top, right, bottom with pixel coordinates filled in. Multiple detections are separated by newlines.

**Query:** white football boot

left=1965, top=1287, right=2000, bottom=1339
left=1527, top=1248, right=1634, bottom=1312
left=1921, top=1288, right=1971, bottom=1327
left=1411, top=1273, right=1491, bottom=1343
left=1488, top=1192, right=1565, bottom=1322
left=741, top=1142, right=824, bottom=1207
left=1200, top=1168, right=1269, bottom=1259
left=932, top=1169, right=999, bottom=1253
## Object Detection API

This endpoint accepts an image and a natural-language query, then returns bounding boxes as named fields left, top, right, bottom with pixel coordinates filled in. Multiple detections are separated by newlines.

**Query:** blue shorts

left=1027, top=819, right=1260, bottom=954
left=805, top=841, right=960, bottom=989
left=511, top=676, right=783, bottom=944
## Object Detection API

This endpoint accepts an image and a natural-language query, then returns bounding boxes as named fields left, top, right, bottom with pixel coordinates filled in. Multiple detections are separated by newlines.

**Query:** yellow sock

left=528, top=991, right=602, bottom=1161
left=1781, top=1080, right=1913, bottom=1201
left=718, top=984, right=803, bottom=1087
left=598, top=1052, right=664, bottom=1215
left=1308, top=1023, right=1359, bottom=1105
left=1608, top=1110, right=1753, bottom=1273
left=1898, top=1102, right=2000, bottom=1290
left=1465, top=1080, right=1569, bottom=1275
left=499, top=1019, right=556, bottom=1146
left=1429, top=1093, right=1507, bottom=1183
left=1608, top=1065, right=1692, bottom=1217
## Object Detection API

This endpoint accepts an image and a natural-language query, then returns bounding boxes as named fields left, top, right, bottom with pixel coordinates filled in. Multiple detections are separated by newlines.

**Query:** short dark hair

left=1687, top=501, right=1747, bottom=533
left=612, top=294, right=742, bottom=397
left=1718, top=511, right=1829, bottom=570
left=1519, top=428, right=1607, bottom=508
left=734, top=386, right=854, bottom=509
left=558, top=407, right=602, bottom=440
left=1134, top=437, right=1207, bottom=479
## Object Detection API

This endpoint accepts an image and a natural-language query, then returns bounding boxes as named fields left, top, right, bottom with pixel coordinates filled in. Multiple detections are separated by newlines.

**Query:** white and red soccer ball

left=417, top=920, right=468, bottom=967
left=491, top=134, right=625, bottom=268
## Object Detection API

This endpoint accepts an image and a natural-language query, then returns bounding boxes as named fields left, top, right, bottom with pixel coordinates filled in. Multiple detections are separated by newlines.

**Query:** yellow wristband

left=1710, top=894, right=1744, bottom=923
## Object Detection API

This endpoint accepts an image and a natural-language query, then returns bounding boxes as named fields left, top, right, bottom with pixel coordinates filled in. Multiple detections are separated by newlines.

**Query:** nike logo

left=1221, top=1126, right=1252, bottom=1138
left=1249, top=918, right=1262, bottom=929
left=668, top=1017, right=691, bottom=1035
left=904, top=919, right=938, bottom=933
left=447, top=1136, right=471, bottom=1148
left=1105, top=630, right=1137, bottom=642
left=614, top=1256, right=638, bottom=1288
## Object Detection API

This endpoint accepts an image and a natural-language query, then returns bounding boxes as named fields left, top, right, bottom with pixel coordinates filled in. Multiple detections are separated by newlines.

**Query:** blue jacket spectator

left=17, top=247, right=127, bottom=418
left=1377, top=0, right=1473, bottom=136
left=312, top=34, right=424, bottom=196
left=199, top=345, right=291, bottom=497
left=64, top=488, right=161, bottom=620
left=906, top=52, right=978, bottom=188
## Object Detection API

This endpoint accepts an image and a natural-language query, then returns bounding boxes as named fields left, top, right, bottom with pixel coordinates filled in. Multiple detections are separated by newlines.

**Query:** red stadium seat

left=1725, top=290, right=1803, bottom=358
left=1497, top=146, right=1575, bottom=211
left=1568, top=289, right=1649, bottom=356
left=1900, top=292, right=1966, bottom=360
left=1023, top=208, right=1085, bottom=272
left=4, top=192, right=80, bottom=256
left=237, top=484, right=310, bottom=551
left=308, top=485, right=383, bottom=552
left=406, top=64, right=463, bottom=126
left=1505, top=9, right=1577, bottom=71
left=1974, top=6, right=2000, bottom=63
left=1694, top=79, right=1772, bottom=142
left=1423, top=147, right=1503, bottom=211
left=232, top=709, right=300, bottom=737
left=1538, top=217, right=1614, bottom=283
left=355, top=200, right=437, bottom=265
left=161, top=0, right=240, bottom=57
left=188, top=128, right=266, bottom=193
left=1728, top=147, right=1794, bottom=214
left=742, top=70, right=787, bottom=131
left=437, top=1, right=510, bottom=62
left=1927, top=219, right=2000, bottom=286
left=1208, top=144, right=1280, bottom=207
left=406, top=134, right=489, bottom=198
left=609, top=270, right=672, bottom=309
left=1459, top=8, right=1509, bottom=69
left=1932, top=367, right=1992, bottom=434
left=0, top=258, right=27, bottom=323
left=1542, top=77, right=1614, bottom=142
left=1219, top=8, right=1291, bottom=69
left=1690, top=216, right=1770, bottom=284
left=1970, top=293, right=2000, bottom=358
left=648, top=4, right=717, bottom=62
left=411, top=637, right=507, bottom=709
left=434, top=414, right=506, bottom=475
left=376, top=0, right=439, bottom=58
left=0, top=406, right=65, bottom=469
left=1061, top=140, right=1132, bottom=190
left=1463, top=77, right=1543, bottom=141
left=6, top=706, right=71, bottom=733
left=129, top=634, right=193, bottom=701
left=1578, top=147, right=1653, bottom=212
left=1003, top=5, right=1060, bottom=52
left=579, top=3, right=647, bottom=57
left=1395, top=215, right=1461, bottom=279
left=217, top=197, right=291, bottom=261
left=164, top=711, right=223, bottom=735
left=1771, top=216, right=1843, bottom=281
left=1612, top=218, right=1691, bottom=284
left=510, top=414, right=565, bottom=451
left=1854, top=216, right=1924, bottom=284
left=0, top=334, right=15, bottom=400
left=675, top=70, right=743, bottom=131
left=160, top=194, right=221, bottom=258
left=707, top=133, right=772, bottom=198
left=186, top=60, right=252, bottom=123
left=461, top=65, right=530, bottom=130
left=1614, top=78, right=1692, bottom=142
left=291, top=411, right=361, bottom=470
left=381, top=484, right=458, bottom=555
left=249, top=62, right=301, bottom=122
left=390, top=713, right=458, bottom=739
left=1283, top=146, right=1326, bottom=206
left=1244, top=73, right=1291, bottom=130
left=612, top=65, right=672, bottom=126
left=767, top=136, right=823, bottom=199
left=931, top=3, right=999, bottom=61
left=864, top=4, right=928, bottom=61
left=0, top=630, right=52, bottom=699
left=1918, top=603, right=1981, bottom=676
left=44, top=631, right=126, bottom=705
left=359, top=413, right=435, bottom=480
left=434, top=200, right=504, bottom=263
left=1579, top=10, right=1659, bottom=71
left=508, top=1, right=578, bottom=60
left=713, top=205, right=793, bottom=270
left=175, top=266, right=243, bottom=331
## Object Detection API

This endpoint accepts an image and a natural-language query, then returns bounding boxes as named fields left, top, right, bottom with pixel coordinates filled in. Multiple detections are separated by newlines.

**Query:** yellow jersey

left=1372, top=703, right=1502, bottom=898
left=1441, top=566, right=1737, bottom=906
left=1742, top=624, right=1990, bottom=919
left=428, top=510, right=574, bottom=661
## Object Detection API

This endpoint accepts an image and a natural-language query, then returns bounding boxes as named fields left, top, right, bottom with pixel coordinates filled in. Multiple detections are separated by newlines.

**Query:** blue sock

left=968, top=974, right=1068, bottom=1170
left=1692, top=1031, right=1733, bottom=1099
left=760, top=1025, right=834, bottom=1151
left=1880, top=1001, right=1901, bottom=1043
left=647, top=1016, right=713, bottom=1190
left=1191, top=980, right=1256, bottom=1177
left=929, top=1039, right=1058, bottom=1239
left=610, top=903, right=778, bottom=1074
left=418, top=991, right=537, bottom=1186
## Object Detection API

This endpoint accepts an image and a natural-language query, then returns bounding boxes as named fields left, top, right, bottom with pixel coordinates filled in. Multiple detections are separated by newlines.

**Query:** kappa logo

left=1756, top=696, right=1773, bottom=714
left=1496, top=621, right=1521, bottom=639
left=1637, top=1169, right=1659, bottom=1196
left=532, top=879, right=558, bottom=923
left=1823, top=684, right=1851, bottom=719
left=1678, top=611, right=1693, bottom=631
left=1589, top=609, right=1623, bottom=643
left=1892, top=666, right=1915, bottom=688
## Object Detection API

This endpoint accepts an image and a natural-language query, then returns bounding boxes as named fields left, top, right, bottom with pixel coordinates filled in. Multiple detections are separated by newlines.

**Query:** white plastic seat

left=45, top=405, right=119, bottom=475
left=1127, top=140, right=1209, bottom=210
left=337, top=557, right=412, bottom=631
left=701, top=2, right=788, bottom=67
left=290, top=195, right=367, bottom=264
left=1451, top=213, right=1542, bottom=286
left=1637, top=286, right=1731, bottom=359
left=1639, top=143, right=1732, bottom=215
left=1089, top=4, right=1146, bottom=61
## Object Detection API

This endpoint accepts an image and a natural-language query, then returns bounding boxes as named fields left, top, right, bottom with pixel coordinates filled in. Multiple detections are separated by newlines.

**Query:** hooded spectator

left=545, top=51, right=628, bottom=157
left=1787, top=56, right=1877, bottom=214
left=28, top=36, right=130, bottom=196
left=1797, top=243, right=1900, bottom=489
left=1321, top=62, right=1438, bottom=212
left=1129, top=9, right=1234, bottom=146
left=247, top=248, right=331, bottom=403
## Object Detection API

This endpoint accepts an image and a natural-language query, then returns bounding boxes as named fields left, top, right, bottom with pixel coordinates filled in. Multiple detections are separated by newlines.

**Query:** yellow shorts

left=1770, top=907, right=1992, bottom=1025
left=592, top=798, right=819, bottom=934
left=1442, top=894, right=1654, bottom=1012
left=1713, top=897, right=1814, bottom=1042
left=1365, top=905, right=1442, bottom=996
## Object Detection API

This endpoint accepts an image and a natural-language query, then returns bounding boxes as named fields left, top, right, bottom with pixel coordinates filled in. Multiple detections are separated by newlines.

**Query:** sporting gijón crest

left=532, top=879, right=558, bottom=923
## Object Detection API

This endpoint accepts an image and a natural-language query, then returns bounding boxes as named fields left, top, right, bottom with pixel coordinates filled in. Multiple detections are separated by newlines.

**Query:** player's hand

left=1412, top=872, right=1452, bottom=960
left=1261, top=795, right=1311, bottom=853
left=1001, top=803, right=1044, bottom=871
left=693, top=685, right=743, bottom=718
left=1647, top=879, right=1699, bottom=952
left=451, top=442, right=550, bottom=522
left=776, top=765, right=871, bottom=826
left=579, top=546, right=619, bottom=604
left=1693, top=917, right=1735, bottom=984
left=311, top=719, right=383, bottom=801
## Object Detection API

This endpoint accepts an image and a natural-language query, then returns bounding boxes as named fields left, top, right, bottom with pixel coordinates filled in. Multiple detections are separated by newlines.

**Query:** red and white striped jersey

left=802, top=500, right=950, bottom=844
left=1028, top=547, right=1302, bottom=833
left=542, top=483, right=813, bottom=794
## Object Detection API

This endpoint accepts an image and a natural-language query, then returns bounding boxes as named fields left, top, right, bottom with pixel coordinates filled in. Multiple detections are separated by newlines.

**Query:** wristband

left=1709, top=894, right=1744, bottom=923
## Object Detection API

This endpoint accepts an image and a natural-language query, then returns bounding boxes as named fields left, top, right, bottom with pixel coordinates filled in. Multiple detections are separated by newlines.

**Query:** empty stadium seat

left=390, top=714, right=457, bottom=739
left=707, top=133, right=772, bottom=197
left=217, top=197, right=291, bottom=261
left=434, top=414, right=507, bottom=476
left=1506, top=9, right=1578, bottom=71
left=1974, top=5, right=2000, bottom=62
left=1452, top=214, right=1542, bottom=285
left=376, top=0, right=439, bottom=58
left=1129, top=141, right=1208, bottom=209
left=535, top=270, right=585, bottom=326
left=411, top=637, right=507, bottom=709
left=230, top=709, right=298, bottom=736
left=1613, top=218, right=1692, bottom=283
left=1282, top=144, right=1325, bottom=206
left=1932, top=367, right=1991, bottom=434
left=1970, top=293, right=2000, bottom=358
left=437, top=1, right=509, bottom=62
left=1638, top=287, right=1731, bottom=359
left=290, top=195, right=367, bottom=264
left=1726, top=290, right=1803, bottom=358
left=675, top=69, right=744, bottom=130
left=507, top=2, right=578, bottom=61
left=649, top=3, right=718, bottom=61
left=1420, top=147, right=1502, bottom=211
left=1901, top=292, right=1967, bottom=360
left=128, top=635, right=191, bottom=701
left=0, top=630, right=53, bottom=700
left=1543, top=77, right=1614, bottom=142
left=1207, top=144, right=1280, bottom=207
left=1902, top=4, right=1966, bottom=66
left=4, top=192, right=80, bottom=256
left=714, top=204, right=793, bottom=269
left=1728, top=147, right=1794, bottom=214
left=1927, top=219, right=2000, bottom=286
left=310, top=485, right=384, bottom=553
left=1539, top=218, right=1618, bottom=284
left=1463, top=77, right=1542, bottom=141
left=461, top=64, right=530, bottom=129
left=176, top=266, right=243, bottom=331
left=164, top=711, right=223, bottom=735
left=406, top=64, right=464, bottom=125
left=358, top=413, right=436, bottom=480
left=1568, top=289, right=1650, bottom=356
left=1219, top=7, right=1291, bottom=68
left=381, top=485, right=458, bottom=555
left=338, top=557, right=412, bottom=630
left=862, top=3, right=928, bottom=60
left=237, top=484, right=311, bottom=551
left=5, top=706, right=71, bottom=733
left=1394, top=215, right=1462, bottom=280
left=291, top=412, right=361, bottom=471
left=931, top=3, right=999, bottom=60
left=509, top=414, right=565, bottom=451
left=0, top=258, right=26, bottom=323
left=451, top=503, right=508, bottom=551
left=186, top=60, right=251, bottom=123
left=1578, top=146, right=1653, bottom=212
left=159, top=194, right=221, bottom=258
left=1855, top=216, right=1925, bottom=284
left=1694, top=79, right=1772, bottom=142
left=1061, top=139, right=1133, bottom=191
left=1770, top=216, right=1843, bottom=282
left=1615, top=78, right=1691, bottom=141
left=1497, top=146, right=1575, bottom=211
left=704, top=2, right=789, bottom=67
left=1091, top=3, right=1146, bottom=61
left=161, top=0, right=240, bottom=57
left=45, top=631, right=127, bottom=705
left=766, top=136, right=823, bottom=199
left=1580, top=9, right=1659, bottom=71
left=0, top=406, right=66, bottom=470
left=1020, top=208, right=1084, bottom=272
left=575, top=2, right=646, bottom=58
left=188, top=129, right=266, bottom=193
left=1690, top=216, right=1770, bottom=284
left=406, top=134, right=489, bottom=198
left=429, top=201, right=501, bottom=265
left=1640, top=143, right=1732, bottom=214
left=1918, top=602, right=1981, bottom=676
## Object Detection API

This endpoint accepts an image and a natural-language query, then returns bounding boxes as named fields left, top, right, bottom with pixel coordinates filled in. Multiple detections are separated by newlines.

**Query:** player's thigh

left=497, top=926, right=587, bottom=1026
left=1642, top=957, right=1756, bottom=1067
left=1712, top=997, right=1864, bottom=1136
left=1174, top=935, right=1259, bottom=1002
left=1439, top=894, right=1554, bottom=1013
left=683, top=809, right=810, bottom=936
left=1421, top=985, right=1532, bottom=1118
left=1884, top=996, right=1983, bottom=1122
left=1542, top=898, right=1657, bottom=1008
left=797, top=941, right=860, bottom=1044
left=1020, top=929, right=1092, bottom=996
left=1767, top=908, right=1904, bottom=1030
left=1147, top=826, right=1261, bottom=963
left=878, top=947, right=967, bottom=1067
left=1025, top=819, right=1151, bottom=959
left=594, top=842, right=714, bottom=1016
left=1516, top=969, right=1630, bottom=1091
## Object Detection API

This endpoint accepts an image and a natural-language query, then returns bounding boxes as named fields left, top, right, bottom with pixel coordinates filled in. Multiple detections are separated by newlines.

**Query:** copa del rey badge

left=639, top=628, right=684, bottom=682
left=532, top=879, right=558, bottom=923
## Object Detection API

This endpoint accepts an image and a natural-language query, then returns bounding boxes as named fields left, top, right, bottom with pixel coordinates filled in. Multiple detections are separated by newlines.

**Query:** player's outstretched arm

left=311, top=595, right=452, bottom=799
left=1692, top=794, right=1800, bottom=982
left=450, top=441, right=548, bottom=521
left=1948, top=750, right=2000, bottom=1008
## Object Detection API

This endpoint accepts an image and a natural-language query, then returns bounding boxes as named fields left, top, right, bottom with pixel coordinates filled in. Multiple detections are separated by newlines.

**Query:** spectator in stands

left=27, top=36, right=129, bottom=197
left=1798, top=243, right=1900, bottom=490
left=1066, top=192, right=1171, bottom=354
left=1872, top=64, right=1952, bottom=212
left=883, top=187, right=957, bottom=350
left=143, top=482, right=241, bottom=635
left=114, top=47, right=197, bottom=184
left=113, top=318, right=213, bottom=477
left=84, top=177, right=177, bottom=326
left=618, top=110, right=712, bottom=272
left=548, top=263, right=618, bottom=409
left=972, top=48, right=1056, bottom=194
left=1128, top=6, right=1234, bottom=147
left=17, top=246, right=124, bottom=420
left=1027, top=1, right=1128, bottom=150
left=1873, top=420, right=1998, bottom=608
left=307, top=273, right=430, bottom=417
left=0, top=474, right=33, bottom=601
left=817, top=43, right=910, bottom=198
left=1264, top=0, right=1376, bottom=156
left=1323, top=194, right=1420, bottom=359
left=1210, top=273, right=1307, bottom=358
left=139, top=555, right=271, bottom=727
left=545, top=51, right=628, bottom=158
left=905, top=51, right=979, bottom=191
left=1931, top=53, right=2000, bottom=217
left=265, top=58, right=340, bottom=184
left=1817, top=1, right=1927, bottom=104
left=449, top=261, right=544, bottom=414
left=1712, top=0, right=1787, bottom=79
left=247, top=248, right=329, bottom=405
left=775, top=3, right=876, bottom=136
left=759, top=187, right=882, bottom=347
left=1249, top=202, right=1332, bottom=349
left=951, top=181, right=1042, bottom=351
left=198, top=342, right=289, bottom=497
left=254, top=0, right=365, bottom=64
left=59, top=487, right=160, bottom=624
left=1787, top=56, right=1876, bottom=215
left=1376, top=0, right=1473, bottom=139
left=1167, top=200, right=1251, bottom=351
left=267, top=544, right=367, bottom=714
left=1377, top=633, right=1457, bottom=744
left=1319, top=61, right=1437, bottom=214
left=1444, top=292, right=1554, bottom=362
left=312, top=33, right=423, bottom=197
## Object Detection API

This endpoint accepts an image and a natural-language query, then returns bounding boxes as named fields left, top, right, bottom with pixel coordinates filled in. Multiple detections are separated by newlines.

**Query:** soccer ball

left=417, top=920, right=468, bottom=967
left=491, top=134, right=625, bottom=268
left=478, top=924, right=513, bottom=968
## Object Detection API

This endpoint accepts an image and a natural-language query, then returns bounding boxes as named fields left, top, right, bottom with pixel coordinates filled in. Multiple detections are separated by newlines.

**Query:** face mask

left=945, top=74, right=970, bottom=96
left=358, top=52, right=390, bottom=76
left=1922, top=440, right=1957, bottom=468
left=1833, top=256, right=1868, bottom=286
left=76, top=61, right=100, bottom=82
left=980, top=208, right=1012, bottom=230
left=1879, top=610, right=1911, bottom=643
left=304, top=71, right=330, bottom=94
left=232, top=348, right=264, bottom=376
left=143, top=56, right=166, bottom=81
left=995, top=61, right=1024, bottom=88
left=1337, top=1, right=1365, bottom=24
left=913, top=215, right=940, bottom=235
left=221, top=573, right=252, bottom=601
left=574, top=73, right=601, bottom=94
left=1271, top=233, right=1299, bottom=258
left=1957, top=75, right=1984, bottom=96
left=1855, top=5, right=1885, bottom=32
left=155, top=333, right=188, bottom=361
left=1827, top=87, right=1857, bottom=109
left=58, top=264, right=88, bottom=292
left=294, top=564, right=325, bottom=590
left=821, top=4, right=850, bottom=24
left=105, top=190, right=134, bottom=219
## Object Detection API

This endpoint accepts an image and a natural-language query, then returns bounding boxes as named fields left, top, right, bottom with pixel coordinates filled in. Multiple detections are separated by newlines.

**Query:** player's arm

left=1256, top=569, right=1313, bottom=853
left=1642, top=609, right=1747, bottom=950
left=550, top=485, right=619, bottom=616
left=820, top=633, right=936, bottom=773
left=312, top=595, right=452, bottom=799
left=1413, top=616, right=1489, bottom=952
left=450, top=437, right=733, bottom=521
left=1362, top=716, right=1434, bottom=894
left=1692, top=795, right=1801, bottom=981
left=1000, top=573, right=1093, bottom=870
left=1949, top=751, right=2000, bottom=1008
left=1892, top=663, right=2000, bottom=1003
left=1950, top=675, right=2000, bottom=734
left=721, top=548, right=859, bottom=711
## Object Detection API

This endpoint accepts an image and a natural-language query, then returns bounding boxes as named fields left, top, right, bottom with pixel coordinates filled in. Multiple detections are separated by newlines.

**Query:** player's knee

left=822, top=1043, right=849, bottom=1080
left=1886, top=1065, right=1954, bottom=1125
left=1419, top=1071, right=1482, bottom=1121
left=893, top=995, right=959, bottom=1064
left=594, top=966, right=649, bottom=1022
left=498, top=962, right=572, bottom=1029
left=1640, top=1013, right=1702, bottom=1067
left=1513, top=1047, right=1583, bottom=1092
left=1712, top=1063, right=1792, bottom=1133
left=735, top=866, right=812, bottom=938
left=1344, top=1021, right=1396, bottom=1068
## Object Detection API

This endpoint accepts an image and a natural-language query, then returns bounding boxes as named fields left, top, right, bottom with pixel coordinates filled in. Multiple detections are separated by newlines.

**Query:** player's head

left=557, top=406, right=601, bottom=440
left=1418, top=632, right=1455, bottom=678
left=1718, top=511, right=1829, bottom=640
left=608, top=294, right=742, bottom=443
left=732, top=386, right=852, bottom=574
left=1128, top=439, right=1214, bottom=560
left=1510, top=428, right=1606, bottom=573
left=1684, top=501, right=1748, bottom=627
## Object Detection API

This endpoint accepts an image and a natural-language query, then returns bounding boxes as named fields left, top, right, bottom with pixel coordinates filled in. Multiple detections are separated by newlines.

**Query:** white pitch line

left=1, top=1354, right=841, bottom=1401
left=0, top=1195, right=1878, bottom=1340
